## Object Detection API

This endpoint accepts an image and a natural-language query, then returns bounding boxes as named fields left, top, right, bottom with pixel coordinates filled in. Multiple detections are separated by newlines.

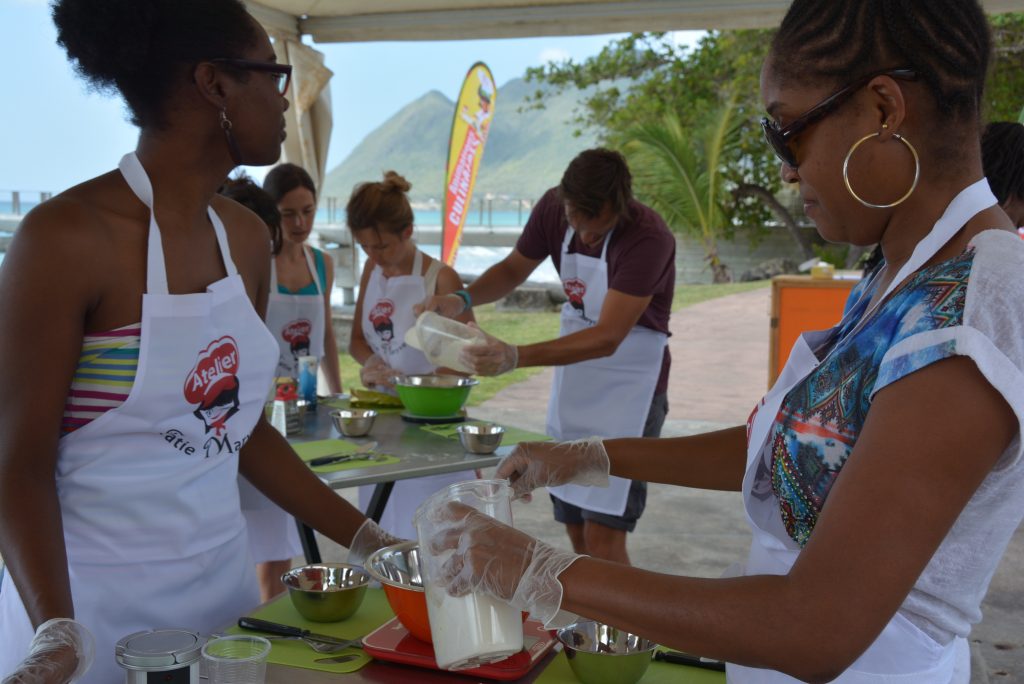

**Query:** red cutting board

left=363, top=616, right=557, bottom=681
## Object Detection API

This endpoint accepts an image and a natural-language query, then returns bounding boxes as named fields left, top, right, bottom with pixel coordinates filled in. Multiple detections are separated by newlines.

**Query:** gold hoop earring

left=842, top=132, right=920, bottom=209
left=219, top=107, right=243, bottom=166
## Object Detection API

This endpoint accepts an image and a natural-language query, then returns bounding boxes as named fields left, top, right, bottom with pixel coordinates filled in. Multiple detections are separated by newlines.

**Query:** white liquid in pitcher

left=425, top=585, right=523, bottom=670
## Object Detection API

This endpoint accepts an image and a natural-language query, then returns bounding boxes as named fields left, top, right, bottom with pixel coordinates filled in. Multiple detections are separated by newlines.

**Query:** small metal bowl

left=281, top=563, right=370, bottom=622
left=457, top=423, right=505, bottom=455
left=330, top=409, right=377, bottom=437
left=556, top=620, right=657, bottom=684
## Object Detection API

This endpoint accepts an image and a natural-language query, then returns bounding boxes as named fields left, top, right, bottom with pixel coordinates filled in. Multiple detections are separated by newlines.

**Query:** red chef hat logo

left=184, top=336, right=240, bottom=409
left=564, top=278, right=587, bottom=304
left=369, top=300, right=395, bottom=327
left=281, top=319, right=312, bottom=345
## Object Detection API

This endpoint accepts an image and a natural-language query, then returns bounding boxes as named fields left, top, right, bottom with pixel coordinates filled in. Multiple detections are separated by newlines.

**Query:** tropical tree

left=624, top=96, right=741, bottom=282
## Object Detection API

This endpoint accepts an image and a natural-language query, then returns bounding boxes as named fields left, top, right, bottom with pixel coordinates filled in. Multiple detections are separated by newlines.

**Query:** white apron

left=237, top=249, right=325, bottom=564
left=728, top=179, right=996, bottom=683
left=357, top=249, right=471, bottom=539
left=266, top=246, right=325, bottom=379
left=547, top=228, right=668, bottom=516
left=361, top=249, right=438, bottom=379
left=0, top=152, right=278, bottom=684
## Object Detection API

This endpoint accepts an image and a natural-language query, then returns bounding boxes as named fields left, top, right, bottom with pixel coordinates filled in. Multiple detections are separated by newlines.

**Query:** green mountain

left=320, top=78, right=599, bottom=207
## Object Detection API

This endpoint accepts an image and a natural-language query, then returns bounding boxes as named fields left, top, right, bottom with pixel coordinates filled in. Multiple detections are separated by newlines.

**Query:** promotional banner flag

left=442, top=62, right=496, bottom=266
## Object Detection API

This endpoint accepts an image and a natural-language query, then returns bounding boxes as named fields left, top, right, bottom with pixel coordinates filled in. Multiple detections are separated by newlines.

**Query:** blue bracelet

left=453, top=289, right=472, bottom=312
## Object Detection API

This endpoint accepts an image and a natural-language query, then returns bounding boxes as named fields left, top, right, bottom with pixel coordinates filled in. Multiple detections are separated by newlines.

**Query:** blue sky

left=0, top=0, right=702, bottom=194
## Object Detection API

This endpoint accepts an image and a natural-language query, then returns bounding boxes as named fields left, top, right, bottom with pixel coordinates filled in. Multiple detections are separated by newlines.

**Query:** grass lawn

left=337, top=279, right=770, bottom=405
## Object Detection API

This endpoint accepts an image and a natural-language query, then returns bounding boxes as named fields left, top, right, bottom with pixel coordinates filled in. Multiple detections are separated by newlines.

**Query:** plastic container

left=201, top=635, right=270, bottom=684
left=298, top=355, right=319, bottom=406
left=404, top=312, right=486, bottom=374
left=415, top=479, right=524, bottom=670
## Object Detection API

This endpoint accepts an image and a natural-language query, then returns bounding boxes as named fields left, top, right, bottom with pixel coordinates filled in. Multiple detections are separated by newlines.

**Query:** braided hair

left=982, top=122, right=1024, bottom=204
left=770, top=0, right=991, bottom=123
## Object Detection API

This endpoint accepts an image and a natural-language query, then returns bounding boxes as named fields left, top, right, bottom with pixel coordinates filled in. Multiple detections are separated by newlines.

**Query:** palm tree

left=625, top=95, right=742, bottom=283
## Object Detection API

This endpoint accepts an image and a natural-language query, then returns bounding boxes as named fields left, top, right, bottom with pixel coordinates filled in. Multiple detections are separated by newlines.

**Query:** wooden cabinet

left=769, top=275, right=861, bottom=387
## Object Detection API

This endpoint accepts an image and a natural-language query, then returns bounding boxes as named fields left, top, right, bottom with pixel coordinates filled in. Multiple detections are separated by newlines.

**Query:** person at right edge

left=420, top=1, right=1024, bottom=682
left=981, top=121, right=1024, bottom=229
left=418, top=148, right=675, bottom=565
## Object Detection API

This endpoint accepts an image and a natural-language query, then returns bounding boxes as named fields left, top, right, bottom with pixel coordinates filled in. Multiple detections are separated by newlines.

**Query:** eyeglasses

left=210, top=58, right=292, bottom=96
left=760, top=68, right=917, bottom=168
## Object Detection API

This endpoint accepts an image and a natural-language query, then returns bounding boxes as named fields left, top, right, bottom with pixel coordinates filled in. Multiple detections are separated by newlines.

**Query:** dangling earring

left=220, top=107, right=243, bottom=166
left=842, top=128, right=920, bottom=209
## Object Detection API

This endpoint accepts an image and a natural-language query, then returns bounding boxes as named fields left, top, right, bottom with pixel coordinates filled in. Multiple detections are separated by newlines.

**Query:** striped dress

left=61, top=323, right=141, bottom=435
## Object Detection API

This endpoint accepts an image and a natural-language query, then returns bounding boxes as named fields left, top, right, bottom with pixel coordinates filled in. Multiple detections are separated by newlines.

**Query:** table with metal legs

left=290, top=406, right=508, bottom=563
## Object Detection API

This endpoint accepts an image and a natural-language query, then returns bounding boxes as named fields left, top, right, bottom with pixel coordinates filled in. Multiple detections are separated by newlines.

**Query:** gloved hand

left=423, top=501, right=583, bottom=628
left=359, top=354, right=399, bottom=389
left=414, top=294, right=465, bottom=318
left=347, top=518, right=404, bottom=567
left=496, top=438, right=610, bottom=500
left=458, top=324, right=518, bottom=376
left=2, top=618, right=95, bottom=684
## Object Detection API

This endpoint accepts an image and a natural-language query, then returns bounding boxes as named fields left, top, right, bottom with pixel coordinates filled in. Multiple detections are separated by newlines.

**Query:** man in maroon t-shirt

left=418, top=149, right=675, bottom=564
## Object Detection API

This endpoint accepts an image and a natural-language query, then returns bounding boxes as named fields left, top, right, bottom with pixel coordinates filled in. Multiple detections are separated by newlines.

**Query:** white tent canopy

left=247, top=0, right=1023, bottom=42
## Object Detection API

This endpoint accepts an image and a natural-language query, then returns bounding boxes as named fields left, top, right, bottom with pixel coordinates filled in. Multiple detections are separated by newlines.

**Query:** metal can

left=115, top=628, right=201, bottom=684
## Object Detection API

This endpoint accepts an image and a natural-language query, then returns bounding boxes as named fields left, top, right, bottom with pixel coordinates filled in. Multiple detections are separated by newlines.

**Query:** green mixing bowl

left=394, top=375, right=478, bottom=417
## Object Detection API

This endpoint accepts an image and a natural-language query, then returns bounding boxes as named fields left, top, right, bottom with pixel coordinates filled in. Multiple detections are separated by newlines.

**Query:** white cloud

left=538, top=47, right=571, bottom=64
left=670, top=30, right=706, bottom=51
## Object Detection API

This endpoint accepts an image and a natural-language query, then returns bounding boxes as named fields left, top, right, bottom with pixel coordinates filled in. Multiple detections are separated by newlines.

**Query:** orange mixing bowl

left=366, top=541, right=433, bottom=643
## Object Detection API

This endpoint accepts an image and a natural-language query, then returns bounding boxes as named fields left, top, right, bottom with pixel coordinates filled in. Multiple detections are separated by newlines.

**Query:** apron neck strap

left=874, top=178, right=996, bottom=307
left=562, top=226, right=617, bottom=261
left=117, top=152, right=237, bottom=295
left=270, top=245, right=321, bottom=295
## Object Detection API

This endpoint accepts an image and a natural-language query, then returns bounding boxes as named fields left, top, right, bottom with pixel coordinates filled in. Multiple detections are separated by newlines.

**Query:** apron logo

left=369, top=299, right=396, bottom=348
left=281, top=318, right=312, bottom=365
left=184, top=336, right=241, bottom=437
left=563, top=278, right=589, bottom=321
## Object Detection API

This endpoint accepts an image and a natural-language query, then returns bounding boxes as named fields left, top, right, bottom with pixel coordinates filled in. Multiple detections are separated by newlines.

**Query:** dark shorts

left=550, top=392, right=668, bottom=533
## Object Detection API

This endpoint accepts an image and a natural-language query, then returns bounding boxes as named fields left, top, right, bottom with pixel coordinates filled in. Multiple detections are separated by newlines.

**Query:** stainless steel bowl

left=394, top=374, right=479, bottom=389
left=556, top=620, right=657, bottom=684
left=457, top=423, right=505, bottom=454
left=330, top=409, right=377, bottom=437
left=364, top=541, right=425, bottom=591
left=281, top=563, right=369, bottom=622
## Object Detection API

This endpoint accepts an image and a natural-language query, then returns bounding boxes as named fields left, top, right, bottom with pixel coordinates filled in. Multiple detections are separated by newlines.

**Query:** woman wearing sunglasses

left=421, top=1, right=1024, bottom=682
left=0, top=2, right=396, bottom=682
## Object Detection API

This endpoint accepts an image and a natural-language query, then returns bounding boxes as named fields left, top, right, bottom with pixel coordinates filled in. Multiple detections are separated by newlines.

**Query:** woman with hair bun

left=347, top=171, right=476, bottom=538
left=0, top=2, right=396, bottom=682
left=422, top=1, right=1024, bottom=682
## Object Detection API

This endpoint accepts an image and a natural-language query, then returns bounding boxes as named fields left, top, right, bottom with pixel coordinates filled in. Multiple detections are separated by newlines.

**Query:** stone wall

left=674, top=227, right=816, bottom=284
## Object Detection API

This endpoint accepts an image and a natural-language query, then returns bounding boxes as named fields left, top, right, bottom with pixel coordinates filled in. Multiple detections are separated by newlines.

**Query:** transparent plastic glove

left=347, top=518, right=405, bottom=567
left=425, top=501, right=583, bottom=628
left=359, top=354, right=399, bottom=389
left=414, top=293, right=465, bottom=318
left=458, top=323, right=518, bottom=376
left=2, top=618, right=95, bottom=684
left=496, top=438, right=610, bottom=500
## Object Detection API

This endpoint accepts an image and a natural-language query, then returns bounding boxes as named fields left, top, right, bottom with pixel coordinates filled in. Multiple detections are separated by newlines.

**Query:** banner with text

left=442, top=62, right=495, bottom=266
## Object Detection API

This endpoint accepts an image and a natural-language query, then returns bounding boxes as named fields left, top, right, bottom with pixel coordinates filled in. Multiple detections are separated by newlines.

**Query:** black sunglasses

left=760, top=68, right=918, bottom=168
left=210, top=58, right=293, bottom=96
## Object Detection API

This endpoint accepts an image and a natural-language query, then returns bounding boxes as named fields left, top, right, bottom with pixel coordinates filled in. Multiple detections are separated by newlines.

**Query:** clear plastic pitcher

left=404, top=311, right=486, bottom=374
left=415, top=479, right=524, bottom=670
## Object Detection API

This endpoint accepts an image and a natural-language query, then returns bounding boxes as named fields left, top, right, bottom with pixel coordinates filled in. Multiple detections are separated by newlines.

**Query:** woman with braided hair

left=418, top=1, right=1024, bottom=682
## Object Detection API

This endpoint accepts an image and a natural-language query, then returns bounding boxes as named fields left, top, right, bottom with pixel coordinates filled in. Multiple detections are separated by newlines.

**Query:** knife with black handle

left=653, top=650, right=726, bottom=671
left=237, top=617, right=361, bottom=649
